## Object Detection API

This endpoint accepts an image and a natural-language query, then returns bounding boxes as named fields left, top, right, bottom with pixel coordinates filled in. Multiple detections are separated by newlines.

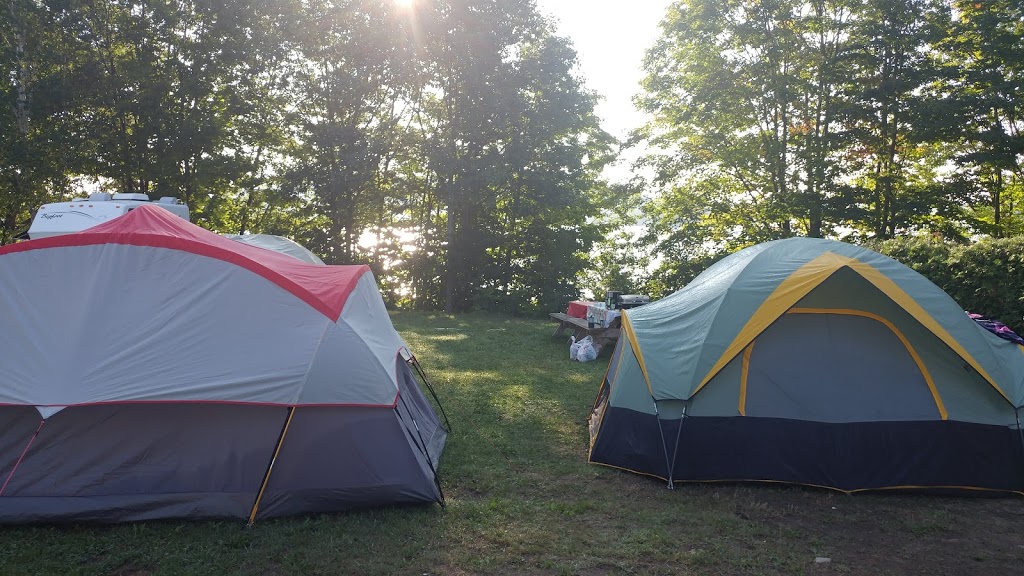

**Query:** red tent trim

left=0, top=206, right=365, bottom=321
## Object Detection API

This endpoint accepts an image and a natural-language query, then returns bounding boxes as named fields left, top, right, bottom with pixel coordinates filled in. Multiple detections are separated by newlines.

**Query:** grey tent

left=0, top=206, right=446, bottom=523
left=223, top=233, right=326, bottom=265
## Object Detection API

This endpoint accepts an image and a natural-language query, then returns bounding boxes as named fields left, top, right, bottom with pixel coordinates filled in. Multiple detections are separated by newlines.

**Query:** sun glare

left=394, top=0, right=415, bottom=8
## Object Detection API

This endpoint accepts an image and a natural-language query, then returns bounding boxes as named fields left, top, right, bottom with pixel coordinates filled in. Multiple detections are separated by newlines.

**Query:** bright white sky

left=536, top=0, right=673, bottom=180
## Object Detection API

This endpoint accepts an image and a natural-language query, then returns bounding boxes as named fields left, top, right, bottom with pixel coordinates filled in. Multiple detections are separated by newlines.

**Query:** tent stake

left=246, top=406, right=296, bottom=527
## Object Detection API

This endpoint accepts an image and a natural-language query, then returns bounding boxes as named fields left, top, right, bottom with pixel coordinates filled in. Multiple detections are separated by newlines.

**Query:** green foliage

left=635, top=0, right=859, bottom=243
left=870, top=235, right=1024, bottom=333
left=636, top=0, right=973, bottom=244
left=865, top=235, right=954, bottom=289
left=416, top=1, right=613, bottom=311
left=0, top=0, right=611, bottom=313
left=631, top=0, right=1024, bottom=293
left=583, top=181, right=653, bottom=299
left=0, top=0, right=76, bottom=242
left=939, top=0, right=1024, bottom=238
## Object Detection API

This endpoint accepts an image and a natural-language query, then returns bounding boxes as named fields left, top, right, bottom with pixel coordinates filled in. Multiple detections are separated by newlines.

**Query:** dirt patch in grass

left=757, top=489, right=1024, bottom=575
left=612, top=480, right=1024, bottom=576
left=109, top=564, right=153, bottom=576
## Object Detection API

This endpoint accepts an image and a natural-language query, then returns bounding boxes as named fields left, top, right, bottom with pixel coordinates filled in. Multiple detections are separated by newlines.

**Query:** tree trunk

left=993, top=169, right=1003, bottom=238
left=445, top=204, right=458, bottom=313
left=11, top=2, right=30, bottom=136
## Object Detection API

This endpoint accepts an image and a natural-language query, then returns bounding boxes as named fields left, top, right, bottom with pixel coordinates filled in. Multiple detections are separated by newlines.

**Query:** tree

left=38, top=1, right=294, bottom=229
left=284, top=0, right=415, bottom=265
left=634, top=0, right=1005, bottom=289
left=483, top=25, right=613, bottom=313
left=840, top=0, right=956, bottom=239
left=941, top=0, right=1024, bottom=237
left=0, top=0, right=76, bottom=242
left=635, top=0, right=847, bottom=250
left=415, top=0, right=610, bottom=312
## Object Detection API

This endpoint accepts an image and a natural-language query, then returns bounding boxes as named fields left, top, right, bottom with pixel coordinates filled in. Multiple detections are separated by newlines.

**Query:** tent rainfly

left=589, top=237, right=1024, bottom=494
left=0, top=205, right=447, bottom=524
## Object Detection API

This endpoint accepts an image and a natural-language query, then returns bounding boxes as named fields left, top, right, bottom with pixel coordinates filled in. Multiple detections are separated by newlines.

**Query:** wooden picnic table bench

left=549, top=312, right=621, bottom=356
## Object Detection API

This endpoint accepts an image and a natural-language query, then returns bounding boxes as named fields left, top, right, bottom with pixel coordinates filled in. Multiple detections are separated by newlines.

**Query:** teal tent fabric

left=590, top=238, right=1024, bottom=493
left=624, top=238, right=1024, bottom=406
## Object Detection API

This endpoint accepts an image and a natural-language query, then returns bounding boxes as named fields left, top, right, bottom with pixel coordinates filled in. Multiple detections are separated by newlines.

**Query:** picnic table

left=549, top=312, right=621, bottom=356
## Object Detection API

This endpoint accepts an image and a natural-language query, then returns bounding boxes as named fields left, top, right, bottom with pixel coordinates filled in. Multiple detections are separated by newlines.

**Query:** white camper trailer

left=24, top=194, right=323, bottom=265
left=26, top=193, right=189, bottom=239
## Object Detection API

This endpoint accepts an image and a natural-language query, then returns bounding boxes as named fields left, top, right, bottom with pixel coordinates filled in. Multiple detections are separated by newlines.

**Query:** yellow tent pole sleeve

left=738, top=343, right=754, bottom=416
left=691, top=251, right=1009, bottom=405
left=787, top=308, right=948, bottom=420
left=247, top=406, right=296, bottom=527
left=588, top=459, right=672, bottom=483
left=621, top=311, right=654, bottom=396
left=588, top=336, right=632, bottom=456
left=594, top=338, right=617, bottom=409
left=694, top=251, right=850, bottom=396
left=844, top=260, right=1009, bottom=403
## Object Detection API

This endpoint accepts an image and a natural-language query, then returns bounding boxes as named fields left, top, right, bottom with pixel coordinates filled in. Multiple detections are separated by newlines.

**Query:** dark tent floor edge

left=589, top=406, right=1024, bottom=495
left=0, top=397, right=446, bottom=524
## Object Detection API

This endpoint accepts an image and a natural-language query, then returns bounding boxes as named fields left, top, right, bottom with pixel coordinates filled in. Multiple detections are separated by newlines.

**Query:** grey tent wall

left=0, top=404, right=286, bottom=524
left=255, top=361, right=446, bottom=520
left=396, top=358, right=447, bottom=468
left=0, top=366, right=447, bottom=524
left=742, top=313, right=942, bottom=422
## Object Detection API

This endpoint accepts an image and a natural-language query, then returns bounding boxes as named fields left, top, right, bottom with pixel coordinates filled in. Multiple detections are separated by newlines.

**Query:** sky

left=535, top=0, right=673, bottom=179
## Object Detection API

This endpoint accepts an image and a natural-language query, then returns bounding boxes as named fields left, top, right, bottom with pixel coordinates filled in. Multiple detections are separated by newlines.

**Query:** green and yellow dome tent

left=588, top=238, right=1024, bottom=494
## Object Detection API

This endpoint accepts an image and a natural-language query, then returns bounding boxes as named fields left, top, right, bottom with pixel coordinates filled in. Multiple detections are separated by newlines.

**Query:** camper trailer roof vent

left=158, top=197, right=182, bottom=204
left=89, top=192, right=113, bottom=202
left=112, top=193, right=150, bottom=201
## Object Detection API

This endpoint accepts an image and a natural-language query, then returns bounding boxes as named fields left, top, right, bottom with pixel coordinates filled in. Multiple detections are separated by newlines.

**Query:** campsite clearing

left=1, top=312, right=1022, bottom=575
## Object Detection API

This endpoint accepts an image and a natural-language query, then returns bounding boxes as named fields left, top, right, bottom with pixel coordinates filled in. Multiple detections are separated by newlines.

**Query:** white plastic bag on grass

left=576, top=336, right=598, bottom=362
left=569, top=336, right=582, bottom=360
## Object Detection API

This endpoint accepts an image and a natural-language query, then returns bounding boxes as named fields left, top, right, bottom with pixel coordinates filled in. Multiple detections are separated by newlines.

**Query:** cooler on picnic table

left=566, top=301, right=592, bottom=319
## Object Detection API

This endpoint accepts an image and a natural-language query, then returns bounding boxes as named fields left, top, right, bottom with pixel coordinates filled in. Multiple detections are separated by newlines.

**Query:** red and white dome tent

left=0, top=205, right=447, bottom=524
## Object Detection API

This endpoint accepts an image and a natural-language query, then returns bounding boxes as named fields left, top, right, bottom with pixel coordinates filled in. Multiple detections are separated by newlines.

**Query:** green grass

left=2, top=311, right=1023, bottom=575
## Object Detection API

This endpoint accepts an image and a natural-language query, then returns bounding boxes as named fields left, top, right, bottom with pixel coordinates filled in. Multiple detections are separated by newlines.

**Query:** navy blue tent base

left=591, top=407, right=1024, bottom=495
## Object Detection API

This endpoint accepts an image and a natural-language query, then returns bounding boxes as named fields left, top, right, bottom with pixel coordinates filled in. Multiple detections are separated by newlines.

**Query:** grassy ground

left=2, top=311, right=1023, bottom=575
